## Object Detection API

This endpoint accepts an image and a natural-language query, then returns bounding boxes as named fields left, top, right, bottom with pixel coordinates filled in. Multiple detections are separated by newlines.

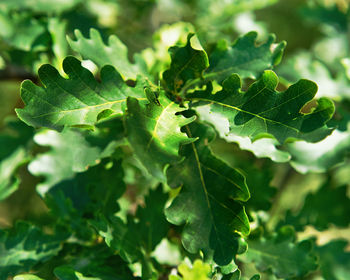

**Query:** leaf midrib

left=30, top=98, right=147, bottom=119
left=191, top=97, right=301, bottom=132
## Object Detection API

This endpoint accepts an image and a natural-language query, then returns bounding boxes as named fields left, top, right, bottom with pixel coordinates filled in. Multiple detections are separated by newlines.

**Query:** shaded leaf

left=0, top=11, right=45, bottom=51
left=242, top=226, right=318, bottom=278
left=54, top=266, right=100, bottom=280
left=93, top=185, right=169, bottom=279
left=316, top=240, right=350, bottom=280
left=125, top=94, right=196, bottom=182
left=16, top=56, right=146, bottom=130
left=165, top=123, right=250, bottom=265
left=283, top=184, right=350, bottom=231
left=242, top=167, right=276, bottom=212
left=0, top=148, right=26, bottom=201
left=28, top=129, right=115, bottom=196
left=0, top=222, right=66, bottom=280
left=189, top=70, right=334, bottom=144
left=208, top=32, right=286, bottom=82
left=45, top=160, right=126, bottom=240
left=0, top=119, right=34, bottom=201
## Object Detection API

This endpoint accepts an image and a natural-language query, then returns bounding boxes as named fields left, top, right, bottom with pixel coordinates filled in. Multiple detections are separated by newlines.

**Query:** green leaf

left=54, top=266, right=101, bottom=280
left=0, top=222, right=66, bottom=280
left=0, top=0, right=83, bottom=14
left=316, top=240, right=350, bottom=280
left=14, top=275, right=44, bottom=280
left=0, top=148, right=26, bottom=201
left=0, top=119, right=34, bottom=201
left=208, top=32, right=286, bottom=82
left=164, top=31, right=286, bottom=96
left=45, top=159, right=126, bottom=240
left=165, top=122, right=250, bottom=265
left=16, top=56, right=146, bottom=130
left=278, top=52, right=350, bottom=100
left=68, top=29, right=141, bottom=80
left=37, top=243, right=135, bottom=280
left=189, top=70, right=334, bottom=144
left=196, top=104, right=291, bottom=162
left=221, top=269, right=260, bottom=280
left=28, top=129, right=114, bottom=196
left=48, top=17, right=69, bottom=73
left=287, top=128, right=350, bottom=173
left=140, top=22, right=195, bottom=79
left=163, top=34, right=209, bottom=94
left=93, top=185, right=169, bottom=279
left=242, top=226, right=318, bottom=278
left=125, top=94, right=196, bottom=182
left=135, top=186, right=170, bottom=253
left=283, top=184, right=350, bottom=231
left=0, top=11, right=45, bottom=51
left=242, top=167, right=276, bottom=212
left=169, top=260, right=211, bottom=280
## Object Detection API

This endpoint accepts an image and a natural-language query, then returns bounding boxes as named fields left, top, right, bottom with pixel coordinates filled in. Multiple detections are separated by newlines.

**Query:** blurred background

left=0, top=0, right=349, bottom=278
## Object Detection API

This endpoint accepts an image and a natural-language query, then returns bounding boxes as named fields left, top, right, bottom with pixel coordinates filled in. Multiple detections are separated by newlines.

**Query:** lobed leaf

left=0, top=222, right=67, bottom=280
left=189, top=70, right=334, bottom=144
left=125, top=94, right=196, bottom=182
left=208, top=32, right=286, bottom=82
left=287, top=128, right=350, bottom=173
left=242, top=226, right=318, bottom=278
left=165, top=123, right=250, bottom=265
left=16, top=56, right=146, bottom=130
left=93, top=185, right=168, bottom=279
left=163, top=34, right=209, bottom=94
left=28, top=128, right=117, bottom=196
left=68, top=29, right=142, bottom=80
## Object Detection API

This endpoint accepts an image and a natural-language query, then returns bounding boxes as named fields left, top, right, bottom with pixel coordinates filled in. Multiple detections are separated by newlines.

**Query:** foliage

left=0, top=0, right=349, bottom=279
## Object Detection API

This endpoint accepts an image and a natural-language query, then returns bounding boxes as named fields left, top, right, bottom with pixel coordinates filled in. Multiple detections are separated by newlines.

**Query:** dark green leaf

left=16, top=56, right=146, bottom=130
left=165, top=123, right=250, bottom=265
left=189, top=70, right=334, bottom=144
left=0, top=222, right=67, bottom=280
left=242, top=226, right=318, bottom=278
left=208, top=32, right=286, bottom=82
left=93, top=185, right=169, bottom=279
left=283, top=184, right=350, bottom=231
left=316, top=240, right=350, bottom=280
left=45, top=159, right=126, bottom=240
left=163, top=34, right=209, bottom=94
left=54, top=266, right=101, bottom=280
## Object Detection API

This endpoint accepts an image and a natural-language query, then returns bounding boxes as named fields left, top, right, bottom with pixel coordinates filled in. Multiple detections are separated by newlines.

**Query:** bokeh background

left=0, top=0, right=349, bottom=279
